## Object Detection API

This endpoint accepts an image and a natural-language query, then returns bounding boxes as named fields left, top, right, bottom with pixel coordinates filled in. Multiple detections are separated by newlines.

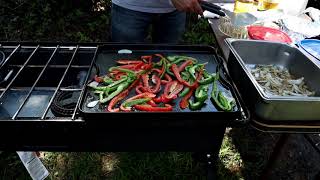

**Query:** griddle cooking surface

left=79, top=45, right=243, bottom=119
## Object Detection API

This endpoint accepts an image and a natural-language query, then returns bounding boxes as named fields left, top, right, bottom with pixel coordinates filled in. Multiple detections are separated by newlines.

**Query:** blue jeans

left=111, top=4, right=186, bottom=44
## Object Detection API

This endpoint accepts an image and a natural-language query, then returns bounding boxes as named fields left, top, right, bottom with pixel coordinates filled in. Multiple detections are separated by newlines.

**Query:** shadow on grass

left=43, top=152, right=111, bottom=179
left=43, top=152, right=208, bottom=180
left=0, top=152, right=29, bottom=179
left=227, top=126, right=279, bottom=180
left=216, top=159, right=244, bottom=180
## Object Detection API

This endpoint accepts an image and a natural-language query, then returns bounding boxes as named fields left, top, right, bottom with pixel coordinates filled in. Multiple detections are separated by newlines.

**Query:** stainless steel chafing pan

left=226, top=38, right=320, bottom=121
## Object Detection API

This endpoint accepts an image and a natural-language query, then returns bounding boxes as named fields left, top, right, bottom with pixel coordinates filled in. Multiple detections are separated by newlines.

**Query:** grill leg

left=206, top=153, right=217, bottom=180
left=192, top=127, right=225, bottom=180
left=191, top=153, right=217, bottom=180
left=260, top=134, right=290, bottom=180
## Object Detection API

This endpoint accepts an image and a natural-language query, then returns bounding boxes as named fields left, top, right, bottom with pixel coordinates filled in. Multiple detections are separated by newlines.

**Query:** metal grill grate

left=0, top=44, right=98, bottom=120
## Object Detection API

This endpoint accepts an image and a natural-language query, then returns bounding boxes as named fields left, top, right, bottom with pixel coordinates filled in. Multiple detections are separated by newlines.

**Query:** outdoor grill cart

left=0, top=40, right=319, bottom=177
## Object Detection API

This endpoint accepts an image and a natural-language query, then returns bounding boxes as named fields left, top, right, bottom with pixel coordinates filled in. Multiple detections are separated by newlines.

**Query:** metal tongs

left=200, top=1, right=257, bottom=27
left=200, top=1, right=226, bottom=17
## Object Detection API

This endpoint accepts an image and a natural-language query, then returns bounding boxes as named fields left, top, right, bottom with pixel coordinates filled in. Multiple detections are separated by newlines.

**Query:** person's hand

left=171, top=0, right=203, bottom=15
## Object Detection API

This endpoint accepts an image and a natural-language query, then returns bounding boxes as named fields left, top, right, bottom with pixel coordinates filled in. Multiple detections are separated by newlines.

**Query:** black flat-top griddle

left=78, top=44, right=248, bottom=127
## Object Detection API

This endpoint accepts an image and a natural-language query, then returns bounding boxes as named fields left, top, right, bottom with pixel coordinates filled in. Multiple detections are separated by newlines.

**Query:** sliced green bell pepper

left=189, top=100, right=206, bottom=110
left=210, top=75, right=235, bottom=111
left=109, top=67, right=136, bottom=75
left=179, top=87, right=190, bottom=97
left=123, top=98, right=151, bottom=107
left=188, top=84, right=209, bottom=110
left=100, top=82, right=129, bottom=103
left=195, top=84, right=209, bottom=102
left=107, top=76, right=128, bottom=88
left=103, top=76, right=114, bottom=85
left=167, top=56, right=198, bottom=64
left=199, top=71, right=215, bottom=85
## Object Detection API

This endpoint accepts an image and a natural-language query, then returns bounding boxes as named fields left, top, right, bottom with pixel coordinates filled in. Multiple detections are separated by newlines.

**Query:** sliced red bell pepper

left=151, top=68, right=161, bottom=75
left=172, top=64, right=203, bottom=88
left=141, top=74, right=161, bottom=94
left=107, top=79, right=140, bottom=112
left=134, top=104, right=173, bottom=112
left=141, top=64, right=153, bottom=71
left=164, top=80, right=183, bottom=99
left=161, top=74, right=172, bottom=84
left=150, top=75, right=161, bottom=93
left=179, top=87, right=196, bottom=109
left=178, top=60, right=193, bottom=72
left=153, top=81, right=183, bottom=104
left=94, top=75, right=104, bottom=83
left=135, top=85, right=147, bottom=94
left=160, top=61, right=166, bottom=79
left=126, top=92, right=156, bottom=101
left=109, top=67, right=136, bottom=75
left=118, top=64, right=138, bottom=70
left=147, top=100, right=157, bottom=107
left=172, top=64, right=188, bottom=86
left=134, top=62, right=145, bottom=70
left=115, top=73, right=127, bottom=80
left=107, top=90, right=128, bottom=112
left=141, top=74, right=149, bottom=88
left=109, top=71, right=128, bottom=80
left=116, top=60, right=143, bottom=65
left=154, top=54, right=167, bottom=78
left=152, top=67, right=167, bottom=79
left=153, top=96, right=164, bottom=103
left=120, top=98, right=151, bottom=112
left=154, top=96, right=173, bottom=104
left=120, top=92, right=156, bottom=112
left=141, top=55, right=152, bottom=64
left=154, top=54, right=165, bottom=59
left=152, top=96, right=173, bottom=104
left=109, top=70, right=120, bottom=76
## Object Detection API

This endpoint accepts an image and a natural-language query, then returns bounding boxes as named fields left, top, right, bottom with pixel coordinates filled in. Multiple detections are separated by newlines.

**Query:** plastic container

left=247, top=26, right=292, bottom=43
left=299, top=39, right=320, bottom=60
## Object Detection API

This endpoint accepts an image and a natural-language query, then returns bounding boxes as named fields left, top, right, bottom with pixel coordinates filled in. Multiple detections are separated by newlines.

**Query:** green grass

left=218, top=130, right=243, bottom=180
left=0, top=130, right=248, bottom=180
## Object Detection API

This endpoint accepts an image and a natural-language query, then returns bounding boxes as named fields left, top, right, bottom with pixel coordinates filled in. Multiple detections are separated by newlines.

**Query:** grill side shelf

left=0, top=44, right=98, bottom=121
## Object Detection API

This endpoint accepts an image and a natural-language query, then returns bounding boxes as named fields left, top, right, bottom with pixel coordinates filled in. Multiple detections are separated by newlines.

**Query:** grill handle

left=216, top=55, right=251, bottom=126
